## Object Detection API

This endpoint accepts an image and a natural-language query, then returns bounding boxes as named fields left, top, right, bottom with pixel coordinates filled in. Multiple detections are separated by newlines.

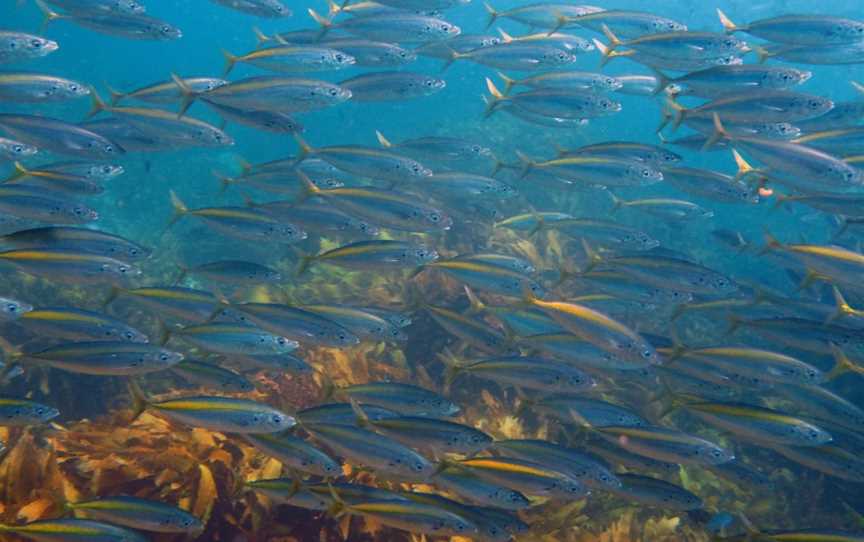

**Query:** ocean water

left=3, top=0, right=864, bottom=541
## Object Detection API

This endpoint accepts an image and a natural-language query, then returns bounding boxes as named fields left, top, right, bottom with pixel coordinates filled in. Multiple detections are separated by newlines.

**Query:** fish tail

left=664, top=94, right=687, bottom=131
left=212, top=169, right=235, bottom=194
left=716, top=9, right=740, bottom=34
left=375, top=130, right=392, bottom=148
left=293, top=133, right=314, bottom=161
left=237, top=156, right=253, bottom=174
left=295, top=253, right=316, bottom=277
left=463, top=285, right=486, bottom=315
left=105, top=84, right=125, bottom=106
left=156, top=320, right=172, bottom=346
left=482, top=1, right=498, bottom=29
left=514, top=149, right=535, bottom=178
left=173, top=261, right=189, bottom=285
left=548, top=13, right=568, bottom=36
left=724, top=313, right=744, bottom=336
left=483, top=77, right=507, bottom=119
left=101, top=286, right=123, bottom=308
left=852, top=81, right=864, bottom=95
left=326, top=0, right=342, bottom=18
left=221, top=49, right=239, bottom=77
left=703, top=113, right=729, bottom=150
left=347, top=397, right=371, bottom=427
left=753, top=45, right=775, bottom=64
left=760, top=229, right=783, bottom=254
left=732, top=149, right=761, bottom=182
left=167, top=190, right=189, bottom=228
left=649, top=67, right=672, bottom=96
left=127, top=380, right=151, bottom=422
left=669, top=303, right=691, bottom=321
left=828, top=345, right=857, bottom=381
left=828, top=286, right=861, bottom=325
left=0, top=336, right=22, bottom=379
left=496, top=71, right=517, bottom=95
left=609, top=192, right=624, bottom=212
left=293, top=168, right=321, bottom=205
left=171, top=73, right=197, bottom=118
left=598, top=25, right=623, bottom=64
left=6, top=161, right=29, bottom=183
left=308, top=8, right=333, bottom=39
left=496, top=28, right=514, bottom=43
left=581, top=239, right=603, bottom=272
left=85, top=86, right=108, bottom=119
left=34, top=0, right=62, bottom=31
left=251, top=26, right=271, bottom=47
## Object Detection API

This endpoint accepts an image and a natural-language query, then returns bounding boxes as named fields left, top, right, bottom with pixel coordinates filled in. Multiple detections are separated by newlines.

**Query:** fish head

left=800, top=96, right=834, bottom=117
left=255, top=410, right=296, bottom=432
left=102, top=261, right=143, bottom=283
left=116, top=326, right=150, bottom=343
left=0, top=297, right=32, bottom=320
left=151, top=22, right=183, bottom=40
left=774, top=68, right=812, bottom=87
left=621, top=231, right=659, bottom=251
left=114, top=0, right=146, bottom=14
left=489, top=487, right=530, bottom=509
left=700, top=443, right=734, bottom=465
left=272, top=335, right=300, bottom=353
left=9, top=35, right=59, bottom=58
left=354, top=219, right=380, bottom=236
left=597, top=96, right=622, bottom=114
left=656, top=20, right=687, bottom=32
left=34, top=404, right=60, bottom=423
left=89, top=163, right=125, bottom=180
left=153, top=348, right=184, bottom=367
left=330, top=50, right=356, bottom=67
left=312, top=177, right=345, bottom=189
left=67, top=203, right=99, bottom=222
left=626, top=163, right=663, bottom=185
left=591, top=468, right=622, bottom=489
left=837, top=21, right=864, bottom=41
left=265, top=1, right=291, bottom=17
left=795, top=424, right=833, bottom=445
left=166, top=513, right=204, bottom=535
left=437, top=21, right=462, bottom=39
left=421, top=207, right=452, bottom=230
left=60, top=80, right=90, bottom=98
left=601, top=76, right=624, bottom=91
left=548, top=49, right=577, bottom=65
left=389, top=47, right=417, bottom=64
left=419, top=76, right=446, bottom=95
left=1, top=140, right=37, bottom=159
left=202, top=127, right=233, bottom=147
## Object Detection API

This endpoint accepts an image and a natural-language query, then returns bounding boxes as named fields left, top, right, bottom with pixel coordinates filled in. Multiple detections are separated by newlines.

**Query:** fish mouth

left=43, top=40, right=60, bottom=54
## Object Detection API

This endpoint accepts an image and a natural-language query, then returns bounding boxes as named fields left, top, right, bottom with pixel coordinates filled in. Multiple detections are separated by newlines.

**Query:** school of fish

left=3, top=0, right=864, bottom=540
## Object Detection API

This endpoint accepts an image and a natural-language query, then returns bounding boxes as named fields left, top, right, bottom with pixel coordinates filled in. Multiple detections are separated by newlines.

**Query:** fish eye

left=12, top=146, right=23, bottom=153
left=272, top=414, right=283, bottom=423
left=159, top=353, right=170, bottom=361
left=31, top=40, right=41, bottom=48
left=161, top=25, right=171, bottom=33
left=329, top=88, right=338, bottom=96
left=5, top=304, right=18, bottom=313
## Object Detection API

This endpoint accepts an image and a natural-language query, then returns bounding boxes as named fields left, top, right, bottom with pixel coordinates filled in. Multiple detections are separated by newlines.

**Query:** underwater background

left=4, top=0, right=864, bottom=541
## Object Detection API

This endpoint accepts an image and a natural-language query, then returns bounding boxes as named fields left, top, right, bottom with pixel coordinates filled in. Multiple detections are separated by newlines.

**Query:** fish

left=106, top=286, right=220, bottom=322
left=562, top=141, right=681, bottom=166
left=171, top=360, right=254, bottom=393
left=537, top=218, right=660, bottom=250
left=660, top=166, right=759, bottom=204
left=4, top=162, right=105, bottom=195
left=455, top=456, right=589, bottom=499
left=354, top=402, right=493, bottom=456
left=16, top=307, right=149, bottom=343
left=296, top=171, right=451, bottom=232
left=38, top=2, right=183, bottom=40
left=245, top=433, right=341, bottom=477
left=654, top=65, right=811, bottom=98
left=667, top=91, right=833, bottom=129
left=0, top=31, right=59, bottom=64
left=311, top=38, right=416, bottom=67
left=88, top=94, right=233, bottom=148
left=166, top=322, right=299, bottom=356
left=566, top=10, right=687, bottom=38
left=67, top=496, right=203, bottom=533
left=520, top=332, right=659, bottom=371
left=303, top=422, right=436, bottom=480
left=204, top=102, right=304, bottom=134
left=718, top=10, right=864, bottom=45
left=107, top=77, right=227, bottom=105
left=0, top=518, right=147, bottom=542
left=432, top=467, right=531, bottom=510
left=526, top=395, right=647, bottom=428
left=169, top=191, right=306, bottom=243
left=0, top=226, right=152, bottom=262
left=425, top=304, right=515, bottom=355
left=416, top=34, right=502, bottom=59
left=175, top=75, right=351, bottom=116
left=0, top=114, right=123, bottom=158
left=417, top=258, right=542, bottom=298
left=331, top=381, right=459, bottom=418
left=485, top=78, right=621, bottom=120
left=675, top=401, right=833, bottom=447
left=668, top=347, right=824, bottom=386
left=483, top=2, right=603, bottom=29
left=252, top=200, right=379, bottom=236
left=0, top=249, right=140, bottom=285
left=0, top=73, right=89, bottom=103
left=0, top=185, right=99, bottom=224
left=441, top=351, right=595, bottom=393
left=340, top=71, right=446, bottom=101
left=130, top=382, right=295, bottom=434
left=594, top=251, right=738, bottom=296
left=308, top=10, right=461, bottom=43
left=43, top=0, right=146, bottom=16
left=516, top=151, right=662, bottom=188
left=298, top=240, right=438, bottom=275
left=222, top=45, right=356, bottom=76
left=17, top=341, right=182, bottom=376
left=594, top=425, right=734, bottom=466
left=606, top=474, right=703, bottom=510
left=296, top=402, right=399, bottom=426
left=0, top=136, right=38, bottom=161
left=295, top=135, right=433, bottom=182
left=375, top=131, right=495, bottom=168
left=397, top=491, right=512, bottom=542
left=0, top=398, right=59, bottom=426
left=177, top=260, right=281, bottom=285
left=299, top=305, right=407, bottom=343
left=229, top=303, right=360, bottom=347
left=210, top=0, right=290, bottom=17
left=770, top=444, right=864, bottom=483
left=597, top=26, right=749, bottom=66
left=330, top=498, right=476, bottom=538
left=490, top=439, right=621, bottom=490
left=447, top=43, right=577, bottom=71
left=612, top=197, right=715, bottom=221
